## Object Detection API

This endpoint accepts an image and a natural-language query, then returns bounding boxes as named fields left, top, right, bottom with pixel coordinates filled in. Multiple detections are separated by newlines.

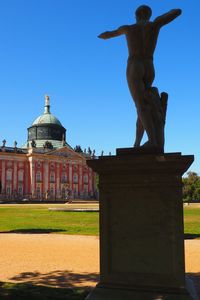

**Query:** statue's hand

left=98, top=32, right=110, bottom=39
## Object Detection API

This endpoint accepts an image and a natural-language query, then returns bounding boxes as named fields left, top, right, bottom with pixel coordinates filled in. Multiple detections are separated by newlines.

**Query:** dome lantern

left=44, top=95, right=50, bottom=114
left=24, top=95, right=67, bottom=149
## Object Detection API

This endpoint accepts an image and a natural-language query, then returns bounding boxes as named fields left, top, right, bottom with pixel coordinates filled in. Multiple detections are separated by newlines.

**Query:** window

left=36, top=171, right=41, bottom=182
left=61, top=188, right=65, bottom=198
left=18, top=170, right=24, bottom=182
left=18, top=186, right=23, bottom=195
left=36, top=186, right=41, bottom=197
left=6, top=186, right=11, bottom=195
left=50, top=186, right=54, bottom=196
left=73, top=173, right=78, bottom=183
left=61, top=172, right=67, bottom=183
left=83, top=174, right=88, bottom=184
left=74, top=184, right=78, bottom=197
left=50, top=172, right=55, bottom=183
left=6, top=170, right=12, bottom=181
left=84, top=184, right=88, bottom=193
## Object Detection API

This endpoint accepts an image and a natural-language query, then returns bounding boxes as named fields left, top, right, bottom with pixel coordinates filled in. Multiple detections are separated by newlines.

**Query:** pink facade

left=0, top=96, right=98, bottom=201
left=0, top=147, right=97, bottom=201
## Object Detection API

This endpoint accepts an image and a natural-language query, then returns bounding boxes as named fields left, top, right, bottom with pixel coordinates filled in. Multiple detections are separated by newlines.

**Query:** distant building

left=0, top=96, right=97, bottom=201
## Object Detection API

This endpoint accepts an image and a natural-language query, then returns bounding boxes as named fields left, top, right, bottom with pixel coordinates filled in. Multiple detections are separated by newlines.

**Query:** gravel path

left=0, top=234, right=99, bottom=288
left=0, top=234, right=199, bottom=292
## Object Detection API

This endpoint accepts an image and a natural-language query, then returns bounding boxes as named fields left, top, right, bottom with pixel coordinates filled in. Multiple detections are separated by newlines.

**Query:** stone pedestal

left=86, top=150, right=194, bottom=300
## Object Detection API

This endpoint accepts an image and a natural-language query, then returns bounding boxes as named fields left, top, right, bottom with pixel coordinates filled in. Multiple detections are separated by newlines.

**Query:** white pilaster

left=13, top=161, right=17, bottom=190
left=1, top=161, right=5, bottom=191
left=44, top=160, right=49, bottom=193
left=69, top=163, right=72, bottom=189
left=56, top=163, right=60, bottom=197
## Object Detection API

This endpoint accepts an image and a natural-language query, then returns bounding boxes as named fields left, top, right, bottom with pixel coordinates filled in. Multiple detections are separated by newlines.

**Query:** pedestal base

left=86, top=151, right=195, bottom=300
left=86, top=284, right=193, bottom=300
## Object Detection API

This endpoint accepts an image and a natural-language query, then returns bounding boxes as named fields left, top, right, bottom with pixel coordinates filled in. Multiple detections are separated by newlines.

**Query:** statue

left=45, top=95, right=50, bottom=105
left=31, top=140, right=36, bottom=148
left=74, top=145, right=83, bottom=153
left=43, top=141, right=53, bottom=150
left=98, top=5, right=182, bottom=152
left=2, top=139, right=6, bottom=147
left=88, top=147, right=92, bottom=156
left=92, top=149, right=96, bottom=158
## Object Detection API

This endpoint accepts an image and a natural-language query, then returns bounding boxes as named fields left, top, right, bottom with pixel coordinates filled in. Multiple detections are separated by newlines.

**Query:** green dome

left=32, top=113, right=62, bottom=126
left=32, top=95, right=62, bottom=126
left=24, top=95, right=67, bottom=149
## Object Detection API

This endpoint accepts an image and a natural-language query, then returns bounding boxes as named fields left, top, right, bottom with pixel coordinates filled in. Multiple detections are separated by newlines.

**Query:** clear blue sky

left=0, top=0, right=199, bottom=173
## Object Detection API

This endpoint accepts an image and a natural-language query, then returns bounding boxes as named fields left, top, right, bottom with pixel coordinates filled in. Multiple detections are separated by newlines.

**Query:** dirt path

left=0, top=234, right=99, bottom=288
left=0, top=234, right=200, bottom=291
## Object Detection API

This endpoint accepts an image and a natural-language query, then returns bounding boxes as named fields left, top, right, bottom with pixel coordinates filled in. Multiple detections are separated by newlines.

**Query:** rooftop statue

left=98, top=5, right=182, bottom=152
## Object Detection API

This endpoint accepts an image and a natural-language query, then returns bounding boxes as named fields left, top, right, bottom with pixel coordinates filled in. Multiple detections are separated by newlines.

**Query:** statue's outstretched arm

left=154, top=9, right=182, bottom=28
left=98, top=25, right=129, bottom=39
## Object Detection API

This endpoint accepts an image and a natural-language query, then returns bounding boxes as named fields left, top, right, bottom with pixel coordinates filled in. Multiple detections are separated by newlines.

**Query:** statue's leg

left=143, top=60, right=155, bottom=89
left=134, top=117, right=144, bottom=147
left=126, top=61, right=157, bottom=147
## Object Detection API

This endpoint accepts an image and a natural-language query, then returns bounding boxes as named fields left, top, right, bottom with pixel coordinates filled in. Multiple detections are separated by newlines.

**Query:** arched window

left=6, top=169, right=12, bottom=181
left=36, top=171, right=41, bottom=182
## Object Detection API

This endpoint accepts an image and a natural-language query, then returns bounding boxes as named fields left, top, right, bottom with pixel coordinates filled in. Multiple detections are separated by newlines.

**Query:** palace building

left=0, top=96, right=97, bottom=201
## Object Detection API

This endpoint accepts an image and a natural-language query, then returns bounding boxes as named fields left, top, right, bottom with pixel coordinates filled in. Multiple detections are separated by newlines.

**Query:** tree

left=183, top=172, right=200, bottom=202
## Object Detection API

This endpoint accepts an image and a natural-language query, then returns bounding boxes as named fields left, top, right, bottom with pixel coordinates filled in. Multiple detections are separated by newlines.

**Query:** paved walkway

left=0, top=234, right=199, bottom=293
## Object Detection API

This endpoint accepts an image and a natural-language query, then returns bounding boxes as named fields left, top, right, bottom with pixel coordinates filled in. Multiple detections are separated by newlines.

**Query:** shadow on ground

left=0, top=270, right=99, bottom=299
left=1, top=273, right=199, bottom=299
left=0, top=281, right=90, bottom=300
left=187, top=272, right=200, bottom=297
left=184, top=233, right=200, bottom=239
left=10, top=270, right=99, bottom=288
left=0, top=229, right=66, bottom=234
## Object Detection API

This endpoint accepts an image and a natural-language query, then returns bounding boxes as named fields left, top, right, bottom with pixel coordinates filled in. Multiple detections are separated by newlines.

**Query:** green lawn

left=0, top=205, right=99, bottom=235
left=184, top=206, right=200, bottom=239
left=0, top=204, right=200, bottom=238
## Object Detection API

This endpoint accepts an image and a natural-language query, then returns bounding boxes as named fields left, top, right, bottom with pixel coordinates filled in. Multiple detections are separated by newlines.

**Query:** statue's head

left=135, top=5, right=152, bottom=22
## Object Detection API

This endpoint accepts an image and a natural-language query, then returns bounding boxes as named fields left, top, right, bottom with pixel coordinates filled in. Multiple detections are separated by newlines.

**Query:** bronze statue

left=99, top=5, right=182, bottom=152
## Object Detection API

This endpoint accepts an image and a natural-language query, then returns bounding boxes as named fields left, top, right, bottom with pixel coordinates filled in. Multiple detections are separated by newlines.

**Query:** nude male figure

left=99, top=5, right=181, bottom=149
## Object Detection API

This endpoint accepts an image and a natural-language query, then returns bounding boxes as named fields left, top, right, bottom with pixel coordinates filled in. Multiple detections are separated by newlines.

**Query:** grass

left=184, top=206, right=200, bottom=239
left=0, top=282, right=90, bottom=300
left=0, top=204, right=200, bottom=237
left=0, top=204, right=99, bottom=235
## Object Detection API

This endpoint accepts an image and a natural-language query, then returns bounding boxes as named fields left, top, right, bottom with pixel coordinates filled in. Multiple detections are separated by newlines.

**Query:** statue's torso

left=125, top=22, right=160, bottom=60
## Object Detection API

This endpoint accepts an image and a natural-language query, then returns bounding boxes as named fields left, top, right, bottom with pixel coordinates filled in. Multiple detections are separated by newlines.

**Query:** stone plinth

left=86, top=151, right=194, bottom=300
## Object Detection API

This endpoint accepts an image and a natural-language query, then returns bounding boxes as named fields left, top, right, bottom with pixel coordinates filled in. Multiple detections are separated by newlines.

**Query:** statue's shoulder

left=125, top=24, right=137, bottom=32
left=118, top=25, right=131, bottom=32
